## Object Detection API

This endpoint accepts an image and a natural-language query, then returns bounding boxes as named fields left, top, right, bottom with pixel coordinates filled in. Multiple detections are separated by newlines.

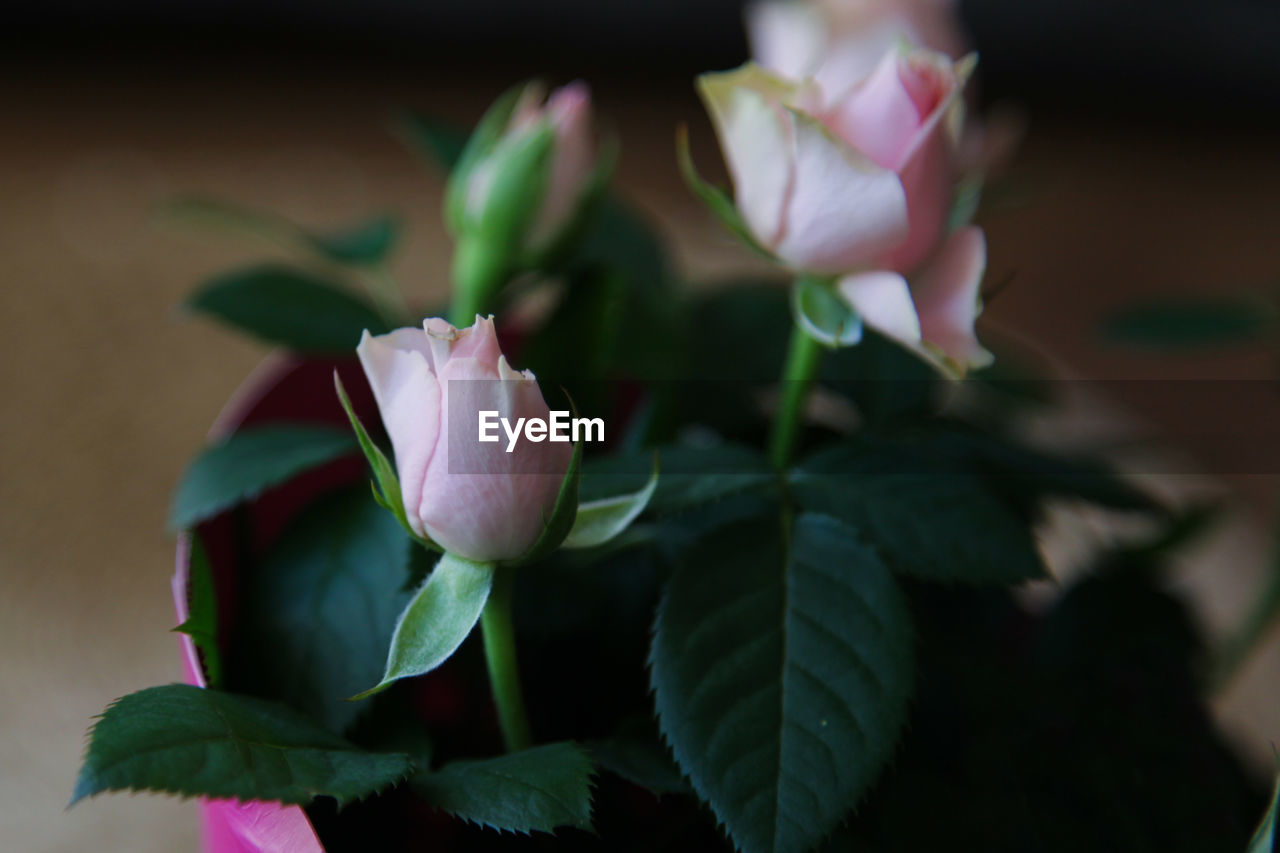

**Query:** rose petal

left=822, top=49, right=926, bottom=170
left=420, top=355, right=569, bottom=562
left=773, top=108, right=909, bottom=273
left=529, top=81, right=595, bottom=247
left=911, top=225, right=992, bottom=369
left=357, top=329, right=443, bottom=538
left=697, top=66, right=800, bottom=249
left=746, top=0, right=827, bottom=81
left=837, top=270, right=922, bottom=346
left=442, top=314, right=502, bottom=365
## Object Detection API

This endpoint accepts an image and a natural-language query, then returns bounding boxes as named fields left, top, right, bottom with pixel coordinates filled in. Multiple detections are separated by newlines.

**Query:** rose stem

left=769, top=319, right=825, bottom=469
left=479, top=567, right=533, bottom=752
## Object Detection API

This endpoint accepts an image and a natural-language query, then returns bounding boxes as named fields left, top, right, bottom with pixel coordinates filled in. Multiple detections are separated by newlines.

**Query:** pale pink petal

left=822, top=49, right=924, bottom=170
left=356, top=329, right=443, bottom=539
left=444, top=314, right=503, bottom=366
left=876, top=50, right=967, bottom=273
left=837, top=270, right=921, bottom=346
left=746, top=0, right=827, bottom=80
left=420, top=355, right=569, bottom=562
left=911, top=225, right=992, bottom=369
left=528, top=81, right=595, bottom=247
left=879, top=124, right=952, bottom=273
left=698, top=67, right=798, bottom=249
left=773, top=108, right=909, bottom=273
left=811, top=20, right=913, bottom=98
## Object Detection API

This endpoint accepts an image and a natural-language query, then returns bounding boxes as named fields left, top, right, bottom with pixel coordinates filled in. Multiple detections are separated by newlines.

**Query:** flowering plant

left=72, top=3, right=1279, bottom=851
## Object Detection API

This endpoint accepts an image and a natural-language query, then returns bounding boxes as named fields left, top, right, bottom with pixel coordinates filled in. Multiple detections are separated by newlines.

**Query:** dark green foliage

left=187, top=264, right=388, bottom=353
left=1104, top=296, right=1273, bottom=349
left=170, top=424, right=355, bottom=530
left=411, top=742, right=596, bottom=835
left=226, top=487, right=413, bottom=732
left=791, top=442, right=1046, bottom=583
left=830, top=566, right=1265, bottom=852
left=651, top=515, right=914, bottom=853
left=72, top=685, right=413, bottom=807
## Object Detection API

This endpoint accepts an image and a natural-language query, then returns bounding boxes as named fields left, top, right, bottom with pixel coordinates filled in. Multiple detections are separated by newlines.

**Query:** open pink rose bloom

left=700, top=42, right=992, bottom=370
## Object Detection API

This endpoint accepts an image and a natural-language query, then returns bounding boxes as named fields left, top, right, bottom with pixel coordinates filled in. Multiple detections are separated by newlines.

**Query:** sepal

left=333, top=372, right=441, bottom=552
left=792, top=274, right=863, bottom=348
left=353, top=552, right=496, bottom=699
left=562, top=453, right=658, bottom=550
left=676, top=125, right=776, bottom=262
left=502, top=437, right=583, bottom=567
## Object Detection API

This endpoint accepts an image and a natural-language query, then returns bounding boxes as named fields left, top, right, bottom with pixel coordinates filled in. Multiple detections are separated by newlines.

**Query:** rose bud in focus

left=357, top=315, right=572, bottom=562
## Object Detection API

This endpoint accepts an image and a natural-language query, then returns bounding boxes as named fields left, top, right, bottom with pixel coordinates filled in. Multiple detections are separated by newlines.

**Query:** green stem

left=480, top=567, right=533, bottom=752
left=769, top=320, right=826, bottom=469
left=449, top=237, right=509, bottom=326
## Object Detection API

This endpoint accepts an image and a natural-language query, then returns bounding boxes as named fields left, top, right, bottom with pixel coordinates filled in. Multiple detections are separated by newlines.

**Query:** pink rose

left=747, top=0, right=968, bottom=100
left=357, top=316, right=571, bottom=562
left=461, top=82, right=596, bottom=254
left=700, top=47, right=990, bottom=370
left=699, top=47, right=967, bottom=275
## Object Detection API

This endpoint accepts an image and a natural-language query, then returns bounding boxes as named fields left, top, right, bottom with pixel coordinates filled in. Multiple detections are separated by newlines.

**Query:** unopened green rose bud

left=446, top=82, right=600, bottom=323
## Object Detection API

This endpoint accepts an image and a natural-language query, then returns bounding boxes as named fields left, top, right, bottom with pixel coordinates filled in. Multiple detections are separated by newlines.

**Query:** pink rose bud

left=459, top=81, right=596, bottom=255
left=357, top=316, right=572, bottom=563
left=747, top=0, right=968, bottom=98
left=698, top=46, right=969, bottom=276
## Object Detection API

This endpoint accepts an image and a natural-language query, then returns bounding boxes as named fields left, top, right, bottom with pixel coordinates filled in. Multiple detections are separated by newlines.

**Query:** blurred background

left=3, top=1, right=1280, bottom=849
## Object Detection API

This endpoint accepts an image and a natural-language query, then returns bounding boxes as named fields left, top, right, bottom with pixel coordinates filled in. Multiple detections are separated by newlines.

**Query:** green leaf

left=916, top=425, right=1159, bottom=514
left=412, top=742, right=595, bottom=835
left=506, top=439, right=582, bottom=566
left=333, top=372, right=439, bottom=551
left=580, top=444, right=775, bottom=517
left=562, top=456, right=658, bottom=549
left=651, top=514, right=914, bottom=853
left=161, top=197, right=401, bottom=267
left=676, top=126, right=774, bottom=261
left=790, top=443, right=1046, bottom=584
left=792, top=275, right=863, bottom=348
left=355, top=552, right=496, bottom=698
left=571, top=196, right=671, bottom=294
left=187, top=265, right=388, bottom=353
left=72, top=684, right=413, bottom=806
left=226, top=488, right=413, bottom=732
left=1103, top=296, right=1272, bottom=349
left=169, top=424, right=355, bottom=530
left=307, top=215, right=401, bottom=266
left=588, top=717, right=688, bottom=796
left=173, top=534, right=221, bottom=686
left=397, top=112, right=469, bottom=172
left=1248, top=766, right=1279, bottom=852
